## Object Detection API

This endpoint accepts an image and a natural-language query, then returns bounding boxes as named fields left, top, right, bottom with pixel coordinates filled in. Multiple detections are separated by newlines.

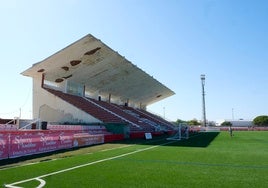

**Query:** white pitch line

left=4, top=184, right=22, bottom=188
left=36, top=178, right=46, bottom=188
left=5, top=140, right=176, bottom=188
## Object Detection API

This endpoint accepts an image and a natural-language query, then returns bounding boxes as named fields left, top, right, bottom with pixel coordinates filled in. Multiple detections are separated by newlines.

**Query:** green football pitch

left=1, top=131, right=267, bottom=188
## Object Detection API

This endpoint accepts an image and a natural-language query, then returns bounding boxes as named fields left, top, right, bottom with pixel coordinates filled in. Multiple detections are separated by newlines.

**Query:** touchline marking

left=36, top=178, right=46, bottom=188
left=5, top=140, right=176, bottom=188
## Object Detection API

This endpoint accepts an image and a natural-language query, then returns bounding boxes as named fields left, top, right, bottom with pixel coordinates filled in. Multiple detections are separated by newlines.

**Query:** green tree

left=221, top=121, right=232, bottom=126
left=253, top=115, right=268, bottom=126
left=175, top=119, right=187, bottom=125
left=188, top=119, right=201, bottom=126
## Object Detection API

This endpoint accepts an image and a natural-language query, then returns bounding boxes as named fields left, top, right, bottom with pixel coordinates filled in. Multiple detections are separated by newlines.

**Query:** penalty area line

left=5, top=140, right=176, bottom=188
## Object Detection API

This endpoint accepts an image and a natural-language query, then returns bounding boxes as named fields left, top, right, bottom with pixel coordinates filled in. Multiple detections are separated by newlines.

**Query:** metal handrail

left=19, top=118, right=40, bottom=130
left=5, top=117, right=19, bottom=125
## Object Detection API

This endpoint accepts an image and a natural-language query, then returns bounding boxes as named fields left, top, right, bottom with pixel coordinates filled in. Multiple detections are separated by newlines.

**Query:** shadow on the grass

left=117, top=132, right=220, bottom=148
left=165, top=132, right=220, bottom=147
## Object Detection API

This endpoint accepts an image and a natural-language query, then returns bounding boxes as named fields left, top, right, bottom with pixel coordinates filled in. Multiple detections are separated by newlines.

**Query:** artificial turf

left=0, top=131, right=267, bottom=188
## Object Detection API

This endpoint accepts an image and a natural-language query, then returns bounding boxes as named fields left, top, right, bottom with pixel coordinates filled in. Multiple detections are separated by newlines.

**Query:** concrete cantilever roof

left=22, top=34, right=175, bottom=106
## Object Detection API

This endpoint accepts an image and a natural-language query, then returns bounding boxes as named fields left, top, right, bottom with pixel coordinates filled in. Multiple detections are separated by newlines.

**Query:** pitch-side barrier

left=0, top=130, right=105, bottom=160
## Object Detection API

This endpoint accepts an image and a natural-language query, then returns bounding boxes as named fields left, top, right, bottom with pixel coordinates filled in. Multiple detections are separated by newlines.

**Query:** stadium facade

left=21, top=34, right=175, bottom=132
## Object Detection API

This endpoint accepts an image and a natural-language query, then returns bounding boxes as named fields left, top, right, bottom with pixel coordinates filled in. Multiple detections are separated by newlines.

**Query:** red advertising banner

left=73, top=133, right=104, bottom=147
left=38, top=133, right=60, bottom=153
left=0, top=134, right=9, bottom=160
left=9, top=132, right=74, bottom=158
left=58, top=132, right=73, bottom=149
left=10, top=134, right=41, bottom=158
left=1, top=131, right=104, bottom=160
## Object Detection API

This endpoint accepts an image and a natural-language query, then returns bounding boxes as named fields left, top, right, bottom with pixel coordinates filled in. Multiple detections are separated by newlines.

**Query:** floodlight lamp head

left=200, top=74, right=205, bottom=80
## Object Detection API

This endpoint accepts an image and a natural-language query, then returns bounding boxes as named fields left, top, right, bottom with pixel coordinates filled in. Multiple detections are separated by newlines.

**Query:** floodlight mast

left=201, top=74, right=207, bottom=127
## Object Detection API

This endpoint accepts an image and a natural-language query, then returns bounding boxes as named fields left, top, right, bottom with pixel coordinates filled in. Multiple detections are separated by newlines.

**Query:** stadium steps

left=112, top=104, right=158, bottom=132
left=83, top=97, right=142, bottom=129
left=128, top=107, right=175, bottom=130
left=45, top=88, right=123, bottom=123
left=45, top=88, right=162, bottom=132
left=85, top=98, right=155, bottom=132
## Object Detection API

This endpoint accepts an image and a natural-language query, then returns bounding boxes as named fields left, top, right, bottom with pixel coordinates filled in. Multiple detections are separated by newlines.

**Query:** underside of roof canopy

left=22, top=34, right=175, bottom=106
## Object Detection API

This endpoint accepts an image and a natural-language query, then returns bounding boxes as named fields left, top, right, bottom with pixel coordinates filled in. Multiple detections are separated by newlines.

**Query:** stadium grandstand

left=0, top=34, right=176, bottom=160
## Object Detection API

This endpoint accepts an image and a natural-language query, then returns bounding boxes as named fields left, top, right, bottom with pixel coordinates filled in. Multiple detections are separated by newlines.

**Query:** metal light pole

left=201, top=74, right=207, bottom=127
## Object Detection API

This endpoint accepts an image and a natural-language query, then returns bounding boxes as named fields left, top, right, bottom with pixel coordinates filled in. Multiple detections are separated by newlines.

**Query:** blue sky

left=0, top=0, right=267, bottom=122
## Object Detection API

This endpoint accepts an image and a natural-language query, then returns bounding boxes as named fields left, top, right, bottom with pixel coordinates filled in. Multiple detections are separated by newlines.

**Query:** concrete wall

left=215, top=119, right=253, bottom=127
left=32, top=75, right=101, bottom=124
